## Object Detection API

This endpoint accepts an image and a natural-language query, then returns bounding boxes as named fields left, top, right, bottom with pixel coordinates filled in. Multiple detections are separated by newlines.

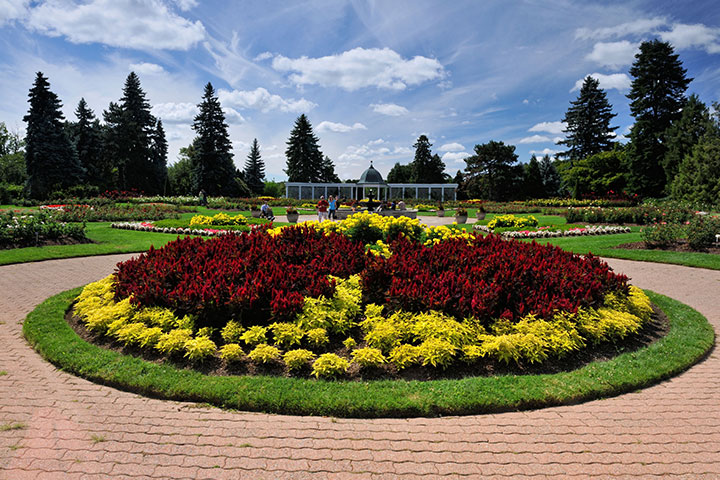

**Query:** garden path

left=0, top=253, right=718, bottom=479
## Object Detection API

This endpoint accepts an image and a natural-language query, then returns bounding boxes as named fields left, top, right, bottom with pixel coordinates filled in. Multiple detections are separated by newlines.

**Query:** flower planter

left=436, top=210, right=445, bottom=217
left=476, top=211, right=486, bottom=220
left=286, top=212, right=299, bottom=223
left=455, top=215, right=468, bottom=224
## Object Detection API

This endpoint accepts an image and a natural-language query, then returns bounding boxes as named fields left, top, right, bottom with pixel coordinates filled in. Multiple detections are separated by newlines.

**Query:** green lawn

left=23, top=288, right=714, bottom=418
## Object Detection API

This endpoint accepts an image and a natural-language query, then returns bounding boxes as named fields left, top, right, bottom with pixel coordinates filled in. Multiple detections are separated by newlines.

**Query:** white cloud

left=129, top=62, right=166, bottom=75
left=519, top=134, right=551, bottom=144
left=441, top=151, right=469, bottom=164
left=572, top=73, right=631, bottom=92
left=439, top=142, right=464, bottom=152
left=152, top=102, right=197, bottom=123
left=254, top=51, right=273, bottom=61
left=152, top=102, right=244, bottom=124
left=26, top=0, right=206, bottom=51
left=575, top=17, right=666, bottom=40
left=529, top=121, right=566, bottom=135
left=586, top=41, right=638, bottom=68
left=660, top=23, right=720, bottom=54
left=530, top=148, right=559, bottom=156
left=370, top=102, right=409, bottom=116
left=218, top=87, right=316, bottom=113
left=0, top=0, right=29, bottom=24
left=316, top=121, right=367, bottom=133
left=172, top=0, right=197, bottom=11
left=271, top=47, right=445, bottom=91
left=553, top=136, right=564, bottom=144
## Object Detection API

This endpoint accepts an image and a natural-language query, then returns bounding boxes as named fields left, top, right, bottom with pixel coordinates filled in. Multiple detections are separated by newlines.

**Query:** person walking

left=328, top=195, right=337, bottom=220
left=317, top=195, right=329, bottom=222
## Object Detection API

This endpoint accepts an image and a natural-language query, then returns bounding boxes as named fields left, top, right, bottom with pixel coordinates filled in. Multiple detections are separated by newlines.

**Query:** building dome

left=357, top=162, right=385, bottom=184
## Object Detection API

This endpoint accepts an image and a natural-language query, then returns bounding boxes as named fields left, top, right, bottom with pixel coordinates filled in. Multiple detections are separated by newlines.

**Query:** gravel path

left=0, top=253, right=718, bottom=479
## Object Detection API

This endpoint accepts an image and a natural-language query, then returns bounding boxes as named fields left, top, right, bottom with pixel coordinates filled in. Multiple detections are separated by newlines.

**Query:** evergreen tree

left=285, top=114, right=324, bottom=182
left=243, top=138, right=266, bottom=195
left=71, top=98, right=107, bottom=190
left=387, top=162, right=413, bottom=183
left=0, top=123, right=26, bottom=185
left=539, top=154, right=562, bottom=197
left=410, top=135, right=445, bottom=183
left=192, top=82, right=238, bottom=196
left=523, top=156, right=545, bottom=199
left=626, top=39, right=691, bottom=197
left=663, top=94, right=716, bottom=192
left=319, top=155, right=340, bottom=182
left=452, top=170, right=467, bottom=200
left=671, top=136, right=720, bottom=205
left=464, top=141, right=523, bottom=201
left=101, top=101, right=123, bottom=190
left=558, top=76, right=618, bottom=162
left=23, top=72, right=84, bottom=199
left=150, top=119, right=168, bottom=194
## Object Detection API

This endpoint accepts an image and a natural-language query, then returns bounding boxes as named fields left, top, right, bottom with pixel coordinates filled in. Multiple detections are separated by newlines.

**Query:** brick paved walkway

left=1, top=254, right=718, bottom=479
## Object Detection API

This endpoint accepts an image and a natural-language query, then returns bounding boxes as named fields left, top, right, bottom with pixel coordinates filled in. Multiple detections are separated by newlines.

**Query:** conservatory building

left=284, top=163, right=458, bottom=201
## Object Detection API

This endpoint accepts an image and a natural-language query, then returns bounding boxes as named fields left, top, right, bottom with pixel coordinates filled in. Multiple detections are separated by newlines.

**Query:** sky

left=1, top=0, right=719, bottom=182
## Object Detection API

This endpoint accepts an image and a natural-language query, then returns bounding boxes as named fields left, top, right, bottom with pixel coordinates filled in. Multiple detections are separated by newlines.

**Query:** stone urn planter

left=436, top=210, right=445, bottom=217
left=455, top=213, right=468, bottom=224
left=476, top=211, right=486, bottom=220
left=286, top=212, right=299, bottom=223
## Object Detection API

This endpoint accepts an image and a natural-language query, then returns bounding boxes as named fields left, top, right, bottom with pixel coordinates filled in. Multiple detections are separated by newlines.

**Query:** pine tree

left=410, top=135, right=445, bottom=183
left=243, top=138, right=265, bottom=195
left=558, top=76, right=618, bottom=162
left=285, top=114, right=324, bottom=182
left=192, top=82, right=238, bottom=196
left=319, top=155, right=340, bottom=183
left=626, top=39, right=692, bottom=197
left=539, top=154, right=562, bottom=197
left=111, top=72, right=161, bottom=193
left=523, top=156, right=545, bottom=199
left=23, top=72, right=84, bottom=199
left=464, top=141, right=522, bottom=201
left=671, top=136, right=720, bottom=204
left=71, top=98, right=107, bottom=190
left=101, top=101, right=123, bottom=190
left=663, top=95, right=716, bottom=192
left=150, top=119, right=168, bottom=194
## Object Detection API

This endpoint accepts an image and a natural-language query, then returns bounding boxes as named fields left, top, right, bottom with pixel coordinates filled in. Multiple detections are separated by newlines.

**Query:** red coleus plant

left=114, top=225, right=370, bottom=328
left=362, top=235, right=628, bottom=325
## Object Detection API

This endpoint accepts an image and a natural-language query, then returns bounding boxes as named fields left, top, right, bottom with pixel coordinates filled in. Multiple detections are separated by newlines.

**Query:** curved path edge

left=1, top=254, right=719, bottom=479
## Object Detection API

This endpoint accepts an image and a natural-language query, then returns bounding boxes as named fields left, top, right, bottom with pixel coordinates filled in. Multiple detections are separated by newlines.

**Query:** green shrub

left=687, top=215, right=720, bottom=250
left=219, top=343, right=244, bottom=362
left=248, top=344, right=281, bottom=364
left=342, top=337, right=357, bottom=349
left=221, top=320, right=244, bottom=343
left=312, top=353, right=350, bottom=378
left=305, top=328, right=329, bottom=347
left=184, top=336, right=217, bottom=362
left=389, top=344, right=421, bottom=369
left=351, top=347, right=386, bottom=368
left=240, top=326, right=267, bottom=346
left=156, top=329, right=193, bottom=355
left=284, top=349, right=315, bottom=371
left=270, top=322, right=304, bottom=348
left=641, top=222, right=683, bottom=248
left=418, top=338, right=456, bottom=368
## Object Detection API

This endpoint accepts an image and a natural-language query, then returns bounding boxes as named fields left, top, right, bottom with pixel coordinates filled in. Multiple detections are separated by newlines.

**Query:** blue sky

left=1, top=0, right=719, bottom=181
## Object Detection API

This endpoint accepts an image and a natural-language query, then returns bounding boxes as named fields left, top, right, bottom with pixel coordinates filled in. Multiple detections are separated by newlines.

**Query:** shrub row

left=47, top=203, right=192, bottom=222
left=0, top=210, right=86, bottom=248
left=566, top=206, right=695, bottom=225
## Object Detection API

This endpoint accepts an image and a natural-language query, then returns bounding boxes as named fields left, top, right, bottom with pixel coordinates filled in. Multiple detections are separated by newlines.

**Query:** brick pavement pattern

left=0, top=253, right=719, bottom=479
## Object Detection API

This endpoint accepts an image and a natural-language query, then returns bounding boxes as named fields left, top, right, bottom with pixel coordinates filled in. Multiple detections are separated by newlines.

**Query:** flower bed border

left=23, top=288, right=713, bottom=418
left=474, top=224, right=631, bottom=239
left=111, top=222, right=237, bottom=237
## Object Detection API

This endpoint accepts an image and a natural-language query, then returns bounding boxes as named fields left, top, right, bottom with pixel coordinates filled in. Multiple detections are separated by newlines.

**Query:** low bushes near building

left=46, top=203, right=192, bottom=222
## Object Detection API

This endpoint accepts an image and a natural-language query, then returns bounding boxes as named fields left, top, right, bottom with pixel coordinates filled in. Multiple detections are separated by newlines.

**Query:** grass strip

left=23, top=289, right=714, bottom=418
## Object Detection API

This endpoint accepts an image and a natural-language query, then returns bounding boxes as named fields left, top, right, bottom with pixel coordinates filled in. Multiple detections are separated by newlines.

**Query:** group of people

left=316, top=195, right=340, bottom=221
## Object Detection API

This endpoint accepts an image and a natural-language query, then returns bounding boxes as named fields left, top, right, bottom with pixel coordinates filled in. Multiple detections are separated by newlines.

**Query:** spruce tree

left=112, top=72, right=160, bottom=193
left=410, top=135, right=445, bottom=183
left=285, top=114, right=324, bottom=182
left=523, top=156, right=545, bottom=199
left=626, top=39, right=691, bottom=197
left=319, top=155, right=340, bottom=183
left=539, top=154, right=562, bottom=197
left=192, top=82, right=238, bottom=196
left=71, top=98, right=108, bottom=190
left=150, top=119, right=168, bottom=194
left=243, top=138, right=266, bottom=195
left=101, top=101, right=123, bottom=190
left=558, top=76, right=617, bottom=162
left=663, top=95, right=716, bottom=192
left=671, top=136, right=720, bottom=205
left=23, top=72, right=84, bottom=199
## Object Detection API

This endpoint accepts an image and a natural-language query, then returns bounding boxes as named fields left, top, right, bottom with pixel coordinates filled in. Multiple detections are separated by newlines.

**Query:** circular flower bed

left=74, top=214, right=654, bottom=380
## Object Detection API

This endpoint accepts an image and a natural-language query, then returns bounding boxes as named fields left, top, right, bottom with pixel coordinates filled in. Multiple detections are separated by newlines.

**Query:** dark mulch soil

left=1, top=237, right=93, bottom=250
left=615, top=240, right=720, bottom=255
left=66, top=305, right=669, bottom=382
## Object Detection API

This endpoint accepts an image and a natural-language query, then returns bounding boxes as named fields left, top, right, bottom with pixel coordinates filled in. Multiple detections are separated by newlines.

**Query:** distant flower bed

left=474, top=224, right=631, bottom=238
left=566, top=206, right=694, bottom=225
left=1, top=210, right=86, bottom=248
left=76, top=214, right=654, bottom=379
left=47, top=203, right=191, bottom=222
left=486, top=214, right=538, bottom=230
